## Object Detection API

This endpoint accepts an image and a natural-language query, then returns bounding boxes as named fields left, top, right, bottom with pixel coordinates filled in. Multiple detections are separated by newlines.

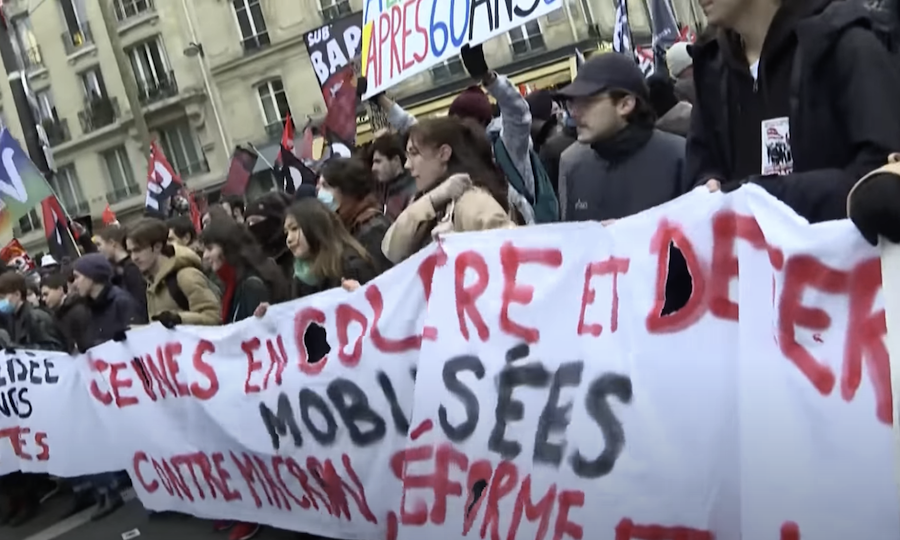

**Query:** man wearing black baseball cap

left=554, top=52, right=690, bottom=223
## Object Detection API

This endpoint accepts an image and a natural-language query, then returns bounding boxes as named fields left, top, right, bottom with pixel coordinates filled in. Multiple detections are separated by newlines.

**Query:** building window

left=127, top=38, right=177, bottom=104
left=16, top=209, right=41, bottom=235
left=546, top=4, right=566, bottom=23
left=50, top=165, right=88, bottom=216
left=256, top=78, right=291, bottom=133
left=320, top=0, right=351, bottom=21
left=102, top=146, right=141, bottom=203
left=12, top=16, right=42, bottom=70
left=114, top=0, right=154, bottom=22
left=35, top=90, right=56, bottom=123
left=158, top=121, right=209, bottom=179
left=233, top=0, right=270, bottom=53
left=59, top=0, right=93, bottom=55
left=81, top=68, right=108, bottom=100
left=508, top=20, right=545, bottom=56
left=430, top=58, right=466, bottom=82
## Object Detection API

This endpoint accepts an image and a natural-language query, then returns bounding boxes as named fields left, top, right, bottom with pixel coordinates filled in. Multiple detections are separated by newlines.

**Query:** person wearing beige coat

left=380, top=116, right=516, bottom=264
left=382, top=173, right=514, bottom=263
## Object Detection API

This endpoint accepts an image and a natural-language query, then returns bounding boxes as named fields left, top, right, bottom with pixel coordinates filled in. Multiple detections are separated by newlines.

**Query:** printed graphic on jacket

left=761, top=117, right=793, bottom=176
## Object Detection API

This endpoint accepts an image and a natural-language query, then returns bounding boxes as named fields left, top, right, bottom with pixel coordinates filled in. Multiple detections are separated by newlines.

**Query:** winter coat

left=219, top=267, right=272, bottom=324
left=656, top=102, right=692, bottom=137
left=337, top=195, right=393, bottom=274
left=53, top=295, right=90, bottom=354
left=375, top=171, right=417, bottom=222
left=381, top=176, right=515, bottom=264
left=3, top=303, right=65, bottom=351
left=687, top=0, right=900, bottom=223
left=292, top=249, right=379, bottom=300
left=112, top=255, right=148, bottom=323
left=539, top=125, right=578, bottom=196
left=146, top=245, right=221, bottom=326
left=82, top=285, right=140, bottom=351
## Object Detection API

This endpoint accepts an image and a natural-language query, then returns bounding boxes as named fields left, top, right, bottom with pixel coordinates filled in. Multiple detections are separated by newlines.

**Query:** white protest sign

left=0, top=187, right=897, bottom=540
left=360, top=0, right=564, bottom=99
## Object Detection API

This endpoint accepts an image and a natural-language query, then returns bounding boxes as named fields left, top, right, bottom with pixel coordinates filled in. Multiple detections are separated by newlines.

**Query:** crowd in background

left=2, top=0, right=900, bottom=538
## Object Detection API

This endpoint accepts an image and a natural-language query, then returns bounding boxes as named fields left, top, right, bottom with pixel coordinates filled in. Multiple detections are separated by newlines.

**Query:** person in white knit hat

left=666, top=41, right=693, bottom=80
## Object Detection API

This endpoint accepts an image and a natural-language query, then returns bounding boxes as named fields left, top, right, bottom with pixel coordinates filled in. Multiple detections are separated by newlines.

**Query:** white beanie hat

left=666, top=42, right=692, bottom=78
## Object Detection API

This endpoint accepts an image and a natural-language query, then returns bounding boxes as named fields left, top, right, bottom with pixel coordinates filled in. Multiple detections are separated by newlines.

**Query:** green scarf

left=293, top=258, right=320, bottom=286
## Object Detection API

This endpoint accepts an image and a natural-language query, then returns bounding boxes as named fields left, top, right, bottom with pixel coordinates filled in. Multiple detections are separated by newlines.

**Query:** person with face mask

left=243, top=192, right=295, bottom=282
left=317, top=157, right=393, bottom=273
left=555, top=53, right=690, bottom=223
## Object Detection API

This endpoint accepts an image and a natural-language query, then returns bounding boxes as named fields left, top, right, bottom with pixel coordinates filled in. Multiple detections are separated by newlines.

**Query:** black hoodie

left=687, top=0, right=900, bottom=223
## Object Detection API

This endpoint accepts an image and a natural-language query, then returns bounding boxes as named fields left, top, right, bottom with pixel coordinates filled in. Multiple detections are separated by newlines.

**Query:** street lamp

left=183, top=42, right=204, bottom=58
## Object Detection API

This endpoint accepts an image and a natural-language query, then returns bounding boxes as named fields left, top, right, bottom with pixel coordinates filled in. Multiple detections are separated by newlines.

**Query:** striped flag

left=613, top=0, right=634, bottom=55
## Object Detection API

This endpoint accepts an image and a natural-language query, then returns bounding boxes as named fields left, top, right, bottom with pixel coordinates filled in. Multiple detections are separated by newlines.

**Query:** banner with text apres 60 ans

left=360, top=0, right=563, bottom=99
left=0, top=186, right=898, bottom=540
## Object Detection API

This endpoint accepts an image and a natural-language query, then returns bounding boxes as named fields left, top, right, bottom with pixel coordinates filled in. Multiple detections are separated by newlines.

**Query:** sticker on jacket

left=761, top=117, right=793, bottom=176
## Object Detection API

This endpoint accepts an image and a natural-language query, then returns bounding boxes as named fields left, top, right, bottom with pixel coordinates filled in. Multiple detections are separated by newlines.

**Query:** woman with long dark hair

left=381, top=116, right=515, bottom=263
left=199, top=218, right=289, bottom=324
left=282, top=198, right=379, bottom=298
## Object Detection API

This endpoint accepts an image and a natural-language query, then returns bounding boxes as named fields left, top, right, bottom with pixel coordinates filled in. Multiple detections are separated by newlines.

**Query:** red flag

left=42, top=196, right=80, bottom=261
left=102, top=204, right=118, bottom=225
left=145, top=140, right=182, bottom=215
left=322, top=66, right=357, bottom=145
left=0, top=239, right=35, bottom=272
left=183, top=189, right=202, bottom=232
left=221, top=146, right=258, bottom=196
left=277, top=113, right=295, bottom=166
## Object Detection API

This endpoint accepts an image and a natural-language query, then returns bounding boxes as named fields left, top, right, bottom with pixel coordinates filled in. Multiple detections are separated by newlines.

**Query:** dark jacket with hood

left=112, top=255, right=148, bottom=323
left=687, top=0, right=900, bottom=223
left=53, top=295, right=90, bottom=354
left=82, top=285, right=140, bottom=352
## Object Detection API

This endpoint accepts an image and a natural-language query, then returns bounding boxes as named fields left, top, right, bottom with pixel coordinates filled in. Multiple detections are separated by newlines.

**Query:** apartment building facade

left=0, top=0, right=704, bottom=255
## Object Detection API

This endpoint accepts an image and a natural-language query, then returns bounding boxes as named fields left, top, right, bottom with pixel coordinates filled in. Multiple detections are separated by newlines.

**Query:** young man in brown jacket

left=125, top=218, right=221, bottom=327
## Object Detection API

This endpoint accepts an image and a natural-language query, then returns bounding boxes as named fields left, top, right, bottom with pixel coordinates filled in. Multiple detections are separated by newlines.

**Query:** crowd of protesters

left=1, top=0, right=900, bottom=537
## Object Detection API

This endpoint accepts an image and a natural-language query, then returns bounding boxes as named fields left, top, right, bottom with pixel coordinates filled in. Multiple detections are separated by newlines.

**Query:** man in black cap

left=71, top=253, right=140, bottom=351
left=555, top=52, right=690, bottom=223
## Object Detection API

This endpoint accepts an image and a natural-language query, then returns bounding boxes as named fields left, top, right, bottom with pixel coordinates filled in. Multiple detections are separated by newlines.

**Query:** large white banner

left=0, top=186, right=896, bottom=540
left=360, top=0, right=564, bottom=99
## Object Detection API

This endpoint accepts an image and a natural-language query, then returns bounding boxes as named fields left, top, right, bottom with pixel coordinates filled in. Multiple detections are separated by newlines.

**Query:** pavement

left=0, top=490, right=303, bottom=540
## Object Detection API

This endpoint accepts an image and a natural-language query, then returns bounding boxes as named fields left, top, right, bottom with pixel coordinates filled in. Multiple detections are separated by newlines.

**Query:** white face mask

left=317, top=188, right=337, bottom=210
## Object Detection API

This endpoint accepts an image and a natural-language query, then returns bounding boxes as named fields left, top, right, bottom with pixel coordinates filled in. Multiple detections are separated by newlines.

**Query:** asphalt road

left=0, top=490, right=305, bottom=540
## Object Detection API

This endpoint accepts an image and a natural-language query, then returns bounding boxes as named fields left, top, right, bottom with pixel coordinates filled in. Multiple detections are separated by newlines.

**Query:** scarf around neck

left=590, top=123, right=654, bottom=164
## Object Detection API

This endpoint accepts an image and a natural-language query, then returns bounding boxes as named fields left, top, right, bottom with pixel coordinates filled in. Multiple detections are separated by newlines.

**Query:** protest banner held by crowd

left=0, top=188, right=897, bottom=540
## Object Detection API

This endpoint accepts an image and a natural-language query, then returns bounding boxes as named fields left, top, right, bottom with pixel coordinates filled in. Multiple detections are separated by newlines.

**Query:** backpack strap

left=491, top=134, right=535, bottom=206
left=165, top=270, right=190, bottom=312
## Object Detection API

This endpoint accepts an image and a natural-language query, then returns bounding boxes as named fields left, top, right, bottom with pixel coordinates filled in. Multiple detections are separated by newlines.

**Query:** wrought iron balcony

left=78, top=96, right=120, bottom=134
left=42, top=117, right=71, bottom=146
left=62, top=22, right=94, bottom=55
left=136, top=71, right=179, bottom=106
